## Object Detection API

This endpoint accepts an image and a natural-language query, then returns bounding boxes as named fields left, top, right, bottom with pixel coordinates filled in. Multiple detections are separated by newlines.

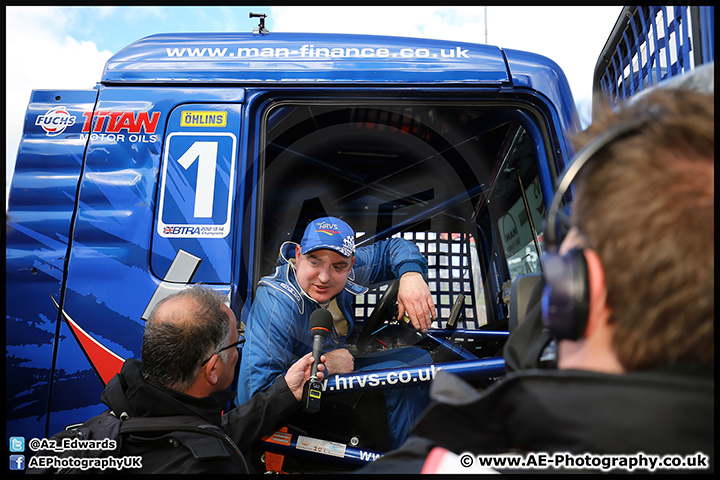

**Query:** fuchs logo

left=35, top=106, right=76, bottom=136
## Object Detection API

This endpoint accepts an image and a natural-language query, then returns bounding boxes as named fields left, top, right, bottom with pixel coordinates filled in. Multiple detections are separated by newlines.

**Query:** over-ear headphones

left=541, top=119, right=644, bottom=340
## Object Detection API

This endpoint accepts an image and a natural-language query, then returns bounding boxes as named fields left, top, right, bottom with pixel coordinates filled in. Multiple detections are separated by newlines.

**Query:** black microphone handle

left=310, top=334, right=325, bottom=380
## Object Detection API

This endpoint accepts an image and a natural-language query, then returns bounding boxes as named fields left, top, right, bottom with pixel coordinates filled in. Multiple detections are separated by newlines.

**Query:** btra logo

left=35, top=106, right=76, bottom=136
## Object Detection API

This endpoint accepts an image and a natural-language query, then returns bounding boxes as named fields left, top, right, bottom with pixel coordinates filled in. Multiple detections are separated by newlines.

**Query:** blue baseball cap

left=300, top=217, right=356, bottom=257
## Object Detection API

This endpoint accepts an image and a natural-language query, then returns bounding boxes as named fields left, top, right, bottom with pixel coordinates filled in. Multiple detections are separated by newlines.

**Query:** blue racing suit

left=237, top=239, right=433, bottom=449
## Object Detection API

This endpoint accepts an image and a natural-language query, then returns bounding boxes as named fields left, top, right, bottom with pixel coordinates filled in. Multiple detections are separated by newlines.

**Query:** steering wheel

left=356, top=279, right=399, bottom=353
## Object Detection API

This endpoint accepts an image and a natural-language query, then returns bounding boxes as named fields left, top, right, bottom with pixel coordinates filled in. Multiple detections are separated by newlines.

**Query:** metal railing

left=593, top=6, right=714, bottom=113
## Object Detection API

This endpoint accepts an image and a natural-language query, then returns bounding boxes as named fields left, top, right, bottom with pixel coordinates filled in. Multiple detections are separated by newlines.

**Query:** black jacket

left=362, top=283, right=714, bottom=474
left=359, top=367, right=714, bottom=473
left=30, top=359, right=300, bottom=474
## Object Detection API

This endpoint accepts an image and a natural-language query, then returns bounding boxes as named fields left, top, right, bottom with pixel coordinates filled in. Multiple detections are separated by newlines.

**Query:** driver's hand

left=323, top=348, right=354, bottom=375
left=397, top=272, right=436, bottom=333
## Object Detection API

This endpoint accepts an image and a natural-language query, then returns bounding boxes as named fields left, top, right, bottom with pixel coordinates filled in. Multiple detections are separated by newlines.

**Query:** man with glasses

left=28, top=286, right=324, bottom=474
left=238, top=216, right=436, bottom=450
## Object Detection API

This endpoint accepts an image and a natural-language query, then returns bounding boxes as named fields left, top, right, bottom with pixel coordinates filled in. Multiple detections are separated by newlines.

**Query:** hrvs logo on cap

left=301, top=217, right=356, bottom=257
left=315, top=221, right=340, bottom=236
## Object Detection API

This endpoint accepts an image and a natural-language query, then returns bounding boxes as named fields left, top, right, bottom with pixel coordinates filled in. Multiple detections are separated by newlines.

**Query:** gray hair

left=141, top=286, right=231, bottom=391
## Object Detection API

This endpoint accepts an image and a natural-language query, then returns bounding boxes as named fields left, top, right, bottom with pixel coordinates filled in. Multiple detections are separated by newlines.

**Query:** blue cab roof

left=102, top=32, right=580, bottom=133
left=103, top=32, right=552, bottom=86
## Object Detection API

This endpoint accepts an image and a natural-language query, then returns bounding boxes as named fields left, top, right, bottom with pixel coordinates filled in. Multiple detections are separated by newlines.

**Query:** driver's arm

left=352, top=237, right=436, bottom=333
left=397, top=271, right=436, bottom=333
left=323, top=348, right=355, bottom=375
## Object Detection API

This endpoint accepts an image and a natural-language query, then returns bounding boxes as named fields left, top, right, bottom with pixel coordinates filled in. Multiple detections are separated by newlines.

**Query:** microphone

left=303, top=308, right=332, bottom=413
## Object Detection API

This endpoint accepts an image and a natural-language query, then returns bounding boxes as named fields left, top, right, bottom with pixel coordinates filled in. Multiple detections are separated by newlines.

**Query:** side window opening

left=254, top=101, right=548, bottom=329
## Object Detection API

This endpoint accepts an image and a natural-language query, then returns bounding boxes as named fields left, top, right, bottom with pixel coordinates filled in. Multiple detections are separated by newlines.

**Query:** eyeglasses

left=200, top=337, right=245, bottom=366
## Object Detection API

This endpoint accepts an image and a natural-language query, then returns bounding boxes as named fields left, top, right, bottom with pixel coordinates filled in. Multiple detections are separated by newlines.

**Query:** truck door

left=43, top=88, right=245, bottom=437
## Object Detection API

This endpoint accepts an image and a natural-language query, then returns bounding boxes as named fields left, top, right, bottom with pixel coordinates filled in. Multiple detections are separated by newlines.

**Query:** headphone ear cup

left=541, top=249, right=590, bottom=340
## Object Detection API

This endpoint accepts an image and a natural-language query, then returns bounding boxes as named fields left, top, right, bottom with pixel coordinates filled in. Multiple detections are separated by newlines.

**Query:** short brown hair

left=571, top=88, right=714, bottom=371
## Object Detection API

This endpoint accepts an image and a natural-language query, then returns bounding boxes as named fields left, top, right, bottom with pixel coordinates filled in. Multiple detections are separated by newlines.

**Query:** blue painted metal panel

left=103, top=32, right=510, bottom=85
left=155, top=103, right=242, bottom=281
left=700, top=6, right=714, bottom=64
left=503, top=48, right=581, bottom=140
left=322, top=357, right=505, bottom=395
left=6, top=90, right=98, bottom=440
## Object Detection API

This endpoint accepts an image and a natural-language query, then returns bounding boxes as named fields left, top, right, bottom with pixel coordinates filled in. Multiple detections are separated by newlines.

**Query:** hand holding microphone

left=285, top=352, right=326, bottom=402
left=303, top=308, right=333, bottom=413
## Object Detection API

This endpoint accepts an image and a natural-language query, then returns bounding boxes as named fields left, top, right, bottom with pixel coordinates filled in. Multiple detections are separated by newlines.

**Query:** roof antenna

left=250, top=12, right=269, bottom=34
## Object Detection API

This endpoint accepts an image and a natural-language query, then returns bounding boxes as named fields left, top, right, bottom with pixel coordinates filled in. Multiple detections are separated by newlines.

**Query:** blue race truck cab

left=7, top=26, right=577, bottom=441
left=7, top=7, right=711, bottom=471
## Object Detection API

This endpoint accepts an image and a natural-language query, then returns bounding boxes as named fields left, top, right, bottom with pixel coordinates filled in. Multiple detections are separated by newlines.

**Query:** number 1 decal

left=177, top=141, right=219, bottom=218
left=157, top=132, right=237, bottom=238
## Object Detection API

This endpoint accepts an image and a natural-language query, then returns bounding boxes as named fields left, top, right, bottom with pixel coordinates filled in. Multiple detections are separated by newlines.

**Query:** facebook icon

left=10, top=454, right=25, bottom=471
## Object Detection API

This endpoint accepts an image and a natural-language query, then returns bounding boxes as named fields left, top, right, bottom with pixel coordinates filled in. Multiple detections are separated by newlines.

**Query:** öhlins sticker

left=180, top=111, right=227, bottom=127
